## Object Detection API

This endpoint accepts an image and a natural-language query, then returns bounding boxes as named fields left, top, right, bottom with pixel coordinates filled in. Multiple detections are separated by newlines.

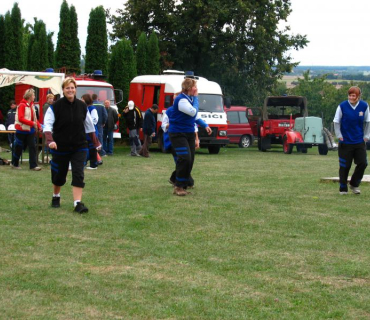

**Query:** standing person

left=42, top=94, right=54, bottom=121
left=11, top=89, right=42, bottom=171
left=123, top=100, right=143, bottom=156
left=333, top=86, right=370, bottom=195
left=81, top=94, right=99, bottom=170
left=43, top=77, right=101, bottom=213
left=92, top=93, right=107, bottom=157
left=168, top=78, right=201, bottom=196
left=5, top=100, right=17, bottom=148
left=103, top=99, right=118, bottom=156
left=139, top=104, right=158, bottom=158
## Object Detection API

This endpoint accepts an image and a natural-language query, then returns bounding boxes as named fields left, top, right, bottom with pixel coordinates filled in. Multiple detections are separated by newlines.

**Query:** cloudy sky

left=1, top=0, right=370, bottom=66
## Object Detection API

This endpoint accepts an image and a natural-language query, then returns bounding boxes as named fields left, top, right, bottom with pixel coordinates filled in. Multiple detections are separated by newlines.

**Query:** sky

left=1, top=0, right=370, bottom=67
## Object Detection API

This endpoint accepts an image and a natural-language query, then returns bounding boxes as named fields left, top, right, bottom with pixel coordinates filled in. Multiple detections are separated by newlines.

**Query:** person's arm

left=90, top=108, right=99, bottom=125
left=178, top=97, right=198, bottom=117
left=43, top=107, right=56, bottom=149
left=363, top=105, right=370, bottom=141
left=161, top=113, right=169, bottom=132
left=85, top=112, right=101, bottom=149
left=195, top=132, right=200, bottom=149
left=333, top=105, right=343, bottom=141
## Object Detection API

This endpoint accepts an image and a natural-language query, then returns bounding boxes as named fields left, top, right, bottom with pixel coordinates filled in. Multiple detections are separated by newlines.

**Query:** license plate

left=278, top=123, right=290, bottom=127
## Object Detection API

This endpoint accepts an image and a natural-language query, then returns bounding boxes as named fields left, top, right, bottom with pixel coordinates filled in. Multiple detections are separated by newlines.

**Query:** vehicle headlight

left=219, top=131, right=227, bottom=136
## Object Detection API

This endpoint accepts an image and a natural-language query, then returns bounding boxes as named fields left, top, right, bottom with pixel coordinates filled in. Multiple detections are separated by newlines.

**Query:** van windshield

left=197, top=94, right=224, bottom=112
left=76, top=86, right=115, bottom=104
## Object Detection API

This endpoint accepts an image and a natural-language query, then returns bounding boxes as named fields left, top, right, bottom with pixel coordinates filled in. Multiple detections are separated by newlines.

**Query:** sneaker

left=349, top=185, right=361, bottom=194
left=173, top=186, right=188, bottom=196
left=11, top=164, right=22, bottom=170
left=86, top=166, right=97, bottom=170
left=30, top=167, right=42, bottom=171
left=51, top=196, right=60, bottom=208
left=339, top=186, right=348, bottom=195
left=74, top=202, right=88, bottom=213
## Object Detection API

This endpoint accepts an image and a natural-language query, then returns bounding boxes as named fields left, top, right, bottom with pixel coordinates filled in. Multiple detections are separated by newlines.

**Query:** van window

left=239, top=111, right=249, bottom=124
left=227, top=111, right=239, bottom=124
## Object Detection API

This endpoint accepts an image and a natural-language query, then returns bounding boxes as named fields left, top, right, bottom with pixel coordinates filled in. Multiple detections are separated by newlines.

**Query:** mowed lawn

left=1, top=143, right=370, bottom=319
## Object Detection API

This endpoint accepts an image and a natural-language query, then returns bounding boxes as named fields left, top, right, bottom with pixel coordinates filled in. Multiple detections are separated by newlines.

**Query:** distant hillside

left=288, top=66, right=370, bottom=76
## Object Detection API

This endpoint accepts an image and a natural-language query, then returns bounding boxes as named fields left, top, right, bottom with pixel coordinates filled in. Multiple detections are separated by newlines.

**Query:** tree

left=27, top=19, right=49, bottom=71
left=136, top=32, right=147, bottom=75
left=55, top=0, right=71, bottom=71
left=108, top=39, right=136, bottom=108
left=85, top=6, right=108, bottom=75
left=109, top=0, right=307, bottom=105
left=0, top=15, right=5, bottom=68
left=47, top=32, right=55, bottom=68
left=146, top=31, right=160, bottom=75
left=69, top=5, right=81, bottom=72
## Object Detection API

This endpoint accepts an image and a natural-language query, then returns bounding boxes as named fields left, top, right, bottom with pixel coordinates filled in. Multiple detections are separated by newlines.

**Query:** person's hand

left=34, top=122, right=38, bottom=129
left=151, top=132, right=156, bottom=137
left=49, top=142, right=57, bottom=150
left=364, top=138, right=368, bottom=142
left=96, top=145, right=102, bottom=151
left=206, top=126, right=212, bottom=135
left=124, top=107, right=129, bottom=113
left=166, top=124, right=169, bottom=129
left=195, top=139, right=200, bottom=149
left=140, top=128, right=143, bottom=132
left=339, top=138, right=344, bottom=141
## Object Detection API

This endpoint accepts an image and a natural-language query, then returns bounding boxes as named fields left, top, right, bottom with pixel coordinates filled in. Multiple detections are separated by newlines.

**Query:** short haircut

left=181, top=78, right=197, bottom=93
left=46, top=93, right=54, bottom=100
left=92, top=93, right=98, bottom=100
left=348, top=86, right=361, bottom=96
left=62, top=77, right=77, bottom=89
left=24, top=88, right=35, bottom=100
left=81, top=93, right=93, bottom=106
left=151, top=104, right=159, bottom=110
left=10, top=100, right=16, bottom=105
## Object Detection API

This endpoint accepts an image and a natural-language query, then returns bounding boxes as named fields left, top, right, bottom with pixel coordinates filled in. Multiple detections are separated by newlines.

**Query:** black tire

left=283, top=136, right=293, bottom=154
left=301, top=148, right=308, bottom=154
left=208, top=146, right=220, bottom=154
left=239, top=135, right=251, bottom=148
left=318, top=144, right=328, bottom=155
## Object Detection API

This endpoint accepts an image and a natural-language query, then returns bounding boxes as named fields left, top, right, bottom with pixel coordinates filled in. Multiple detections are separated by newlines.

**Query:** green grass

left=1, top=143, right=370, bottom=319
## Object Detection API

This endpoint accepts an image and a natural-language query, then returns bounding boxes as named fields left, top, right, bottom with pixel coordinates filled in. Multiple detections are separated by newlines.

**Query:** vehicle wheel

left=258, top=138, right=262, bottom=151
left=239, top=135, right=251, bottom=148
left=283, top=136, right=293, bottom=154
left=318, top=144, right=328, bottom=155
left=208, top=146, right=220, bottom=154
left=301, top=148, right=308, bottom=154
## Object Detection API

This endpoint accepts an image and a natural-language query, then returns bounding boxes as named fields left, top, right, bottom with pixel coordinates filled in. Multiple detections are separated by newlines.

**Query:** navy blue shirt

left=143, top=109, right=156, bottom=135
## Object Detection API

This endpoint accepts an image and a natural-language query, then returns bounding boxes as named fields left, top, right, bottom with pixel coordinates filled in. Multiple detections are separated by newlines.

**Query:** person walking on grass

left=103, top=100, right=118, bottom=156
left=139, top=104, right=158, bottom=158
left=123, top=100, right=143, bottom=156
left=43, top=78, right=101, bottom=213
left=333, top=86, right=370, bottom=195
left=11, top=89, right=42, bottom=171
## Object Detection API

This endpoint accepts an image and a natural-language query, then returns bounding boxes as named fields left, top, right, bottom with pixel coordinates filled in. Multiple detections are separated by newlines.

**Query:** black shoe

left=52, top=196, right=60, bottom=208
left=339, top=186, right=348, bottom=195
left=74, top=202, right=88, bottom=213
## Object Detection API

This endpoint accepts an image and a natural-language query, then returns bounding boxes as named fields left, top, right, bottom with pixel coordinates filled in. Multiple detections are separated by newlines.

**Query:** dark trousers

left=87, top=147, right=98, bottom=168
left=12, top=132, right=37, bottom=169
left=139, top=134, right=152, bottom=157
left=169, top=132, right=195, bottom=188
left=338, top=142, right=367, bottom=188
left=50, top=149, right=87, bottom=188
left=169, top=149, right=194, bottom=187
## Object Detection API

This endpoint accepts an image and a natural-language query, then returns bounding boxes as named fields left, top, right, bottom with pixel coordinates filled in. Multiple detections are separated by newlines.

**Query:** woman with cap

left=333, top=86, right=370, bottom=195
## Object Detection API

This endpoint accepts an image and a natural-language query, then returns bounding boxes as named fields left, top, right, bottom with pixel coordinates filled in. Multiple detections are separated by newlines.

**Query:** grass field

left=1, top=143, right=370, bottom=319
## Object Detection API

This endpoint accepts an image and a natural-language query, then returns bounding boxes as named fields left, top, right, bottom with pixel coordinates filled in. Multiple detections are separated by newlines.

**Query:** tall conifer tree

left=0, top=16, right=5, bottom=68
left=136, top=32, right=147, bottom=75
left=28, top=19, right=49, bottom=71
left=47, top=32, right=55, bottom=68
left=85, top=6, right=108, bottom=75
left=55, top=0, right=71, bottom=71
left=69, top=5, right=81, bottom=73
left=147, top=32, right=160, bottom=75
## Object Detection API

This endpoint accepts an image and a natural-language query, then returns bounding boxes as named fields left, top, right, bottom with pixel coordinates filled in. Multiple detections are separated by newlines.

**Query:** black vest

left=52, top=97, right=88, bottom=152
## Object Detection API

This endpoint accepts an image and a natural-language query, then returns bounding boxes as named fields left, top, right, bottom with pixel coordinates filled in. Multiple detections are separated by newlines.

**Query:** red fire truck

left=13, top=69, right=123, bottom=138
left=128, top=70, right=229, bottom=154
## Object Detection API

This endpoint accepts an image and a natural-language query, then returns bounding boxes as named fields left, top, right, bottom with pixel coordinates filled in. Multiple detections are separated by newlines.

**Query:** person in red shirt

left=11, top=89, right=42, bottom=170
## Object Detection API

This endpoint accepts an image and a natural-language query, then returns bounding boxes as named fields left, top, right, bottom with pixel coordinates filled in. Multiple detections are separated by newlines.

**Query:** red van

left=225, top=106, right=255, bottom=148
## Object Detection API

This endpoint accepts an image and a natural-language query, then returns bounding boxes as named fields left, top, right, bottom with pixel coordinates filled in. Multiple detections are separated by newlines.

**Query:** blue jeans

left=98, top=126, right=106, bottom=155
left=103, top=128, right=114, bottom=155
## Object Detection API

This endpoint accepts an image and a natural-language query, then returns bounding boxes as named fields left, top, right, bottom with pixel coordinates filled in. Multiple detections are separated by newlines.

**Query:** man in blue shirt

left=333, top=86, right=370, bottom=195
left=139, top=104, right=158, bottom=157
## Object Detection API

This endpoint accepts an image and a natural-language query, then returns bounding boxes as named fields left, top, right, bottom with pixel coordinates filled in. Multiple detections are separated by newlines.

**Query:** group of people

left=3, top=77, right=370, bottom=210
